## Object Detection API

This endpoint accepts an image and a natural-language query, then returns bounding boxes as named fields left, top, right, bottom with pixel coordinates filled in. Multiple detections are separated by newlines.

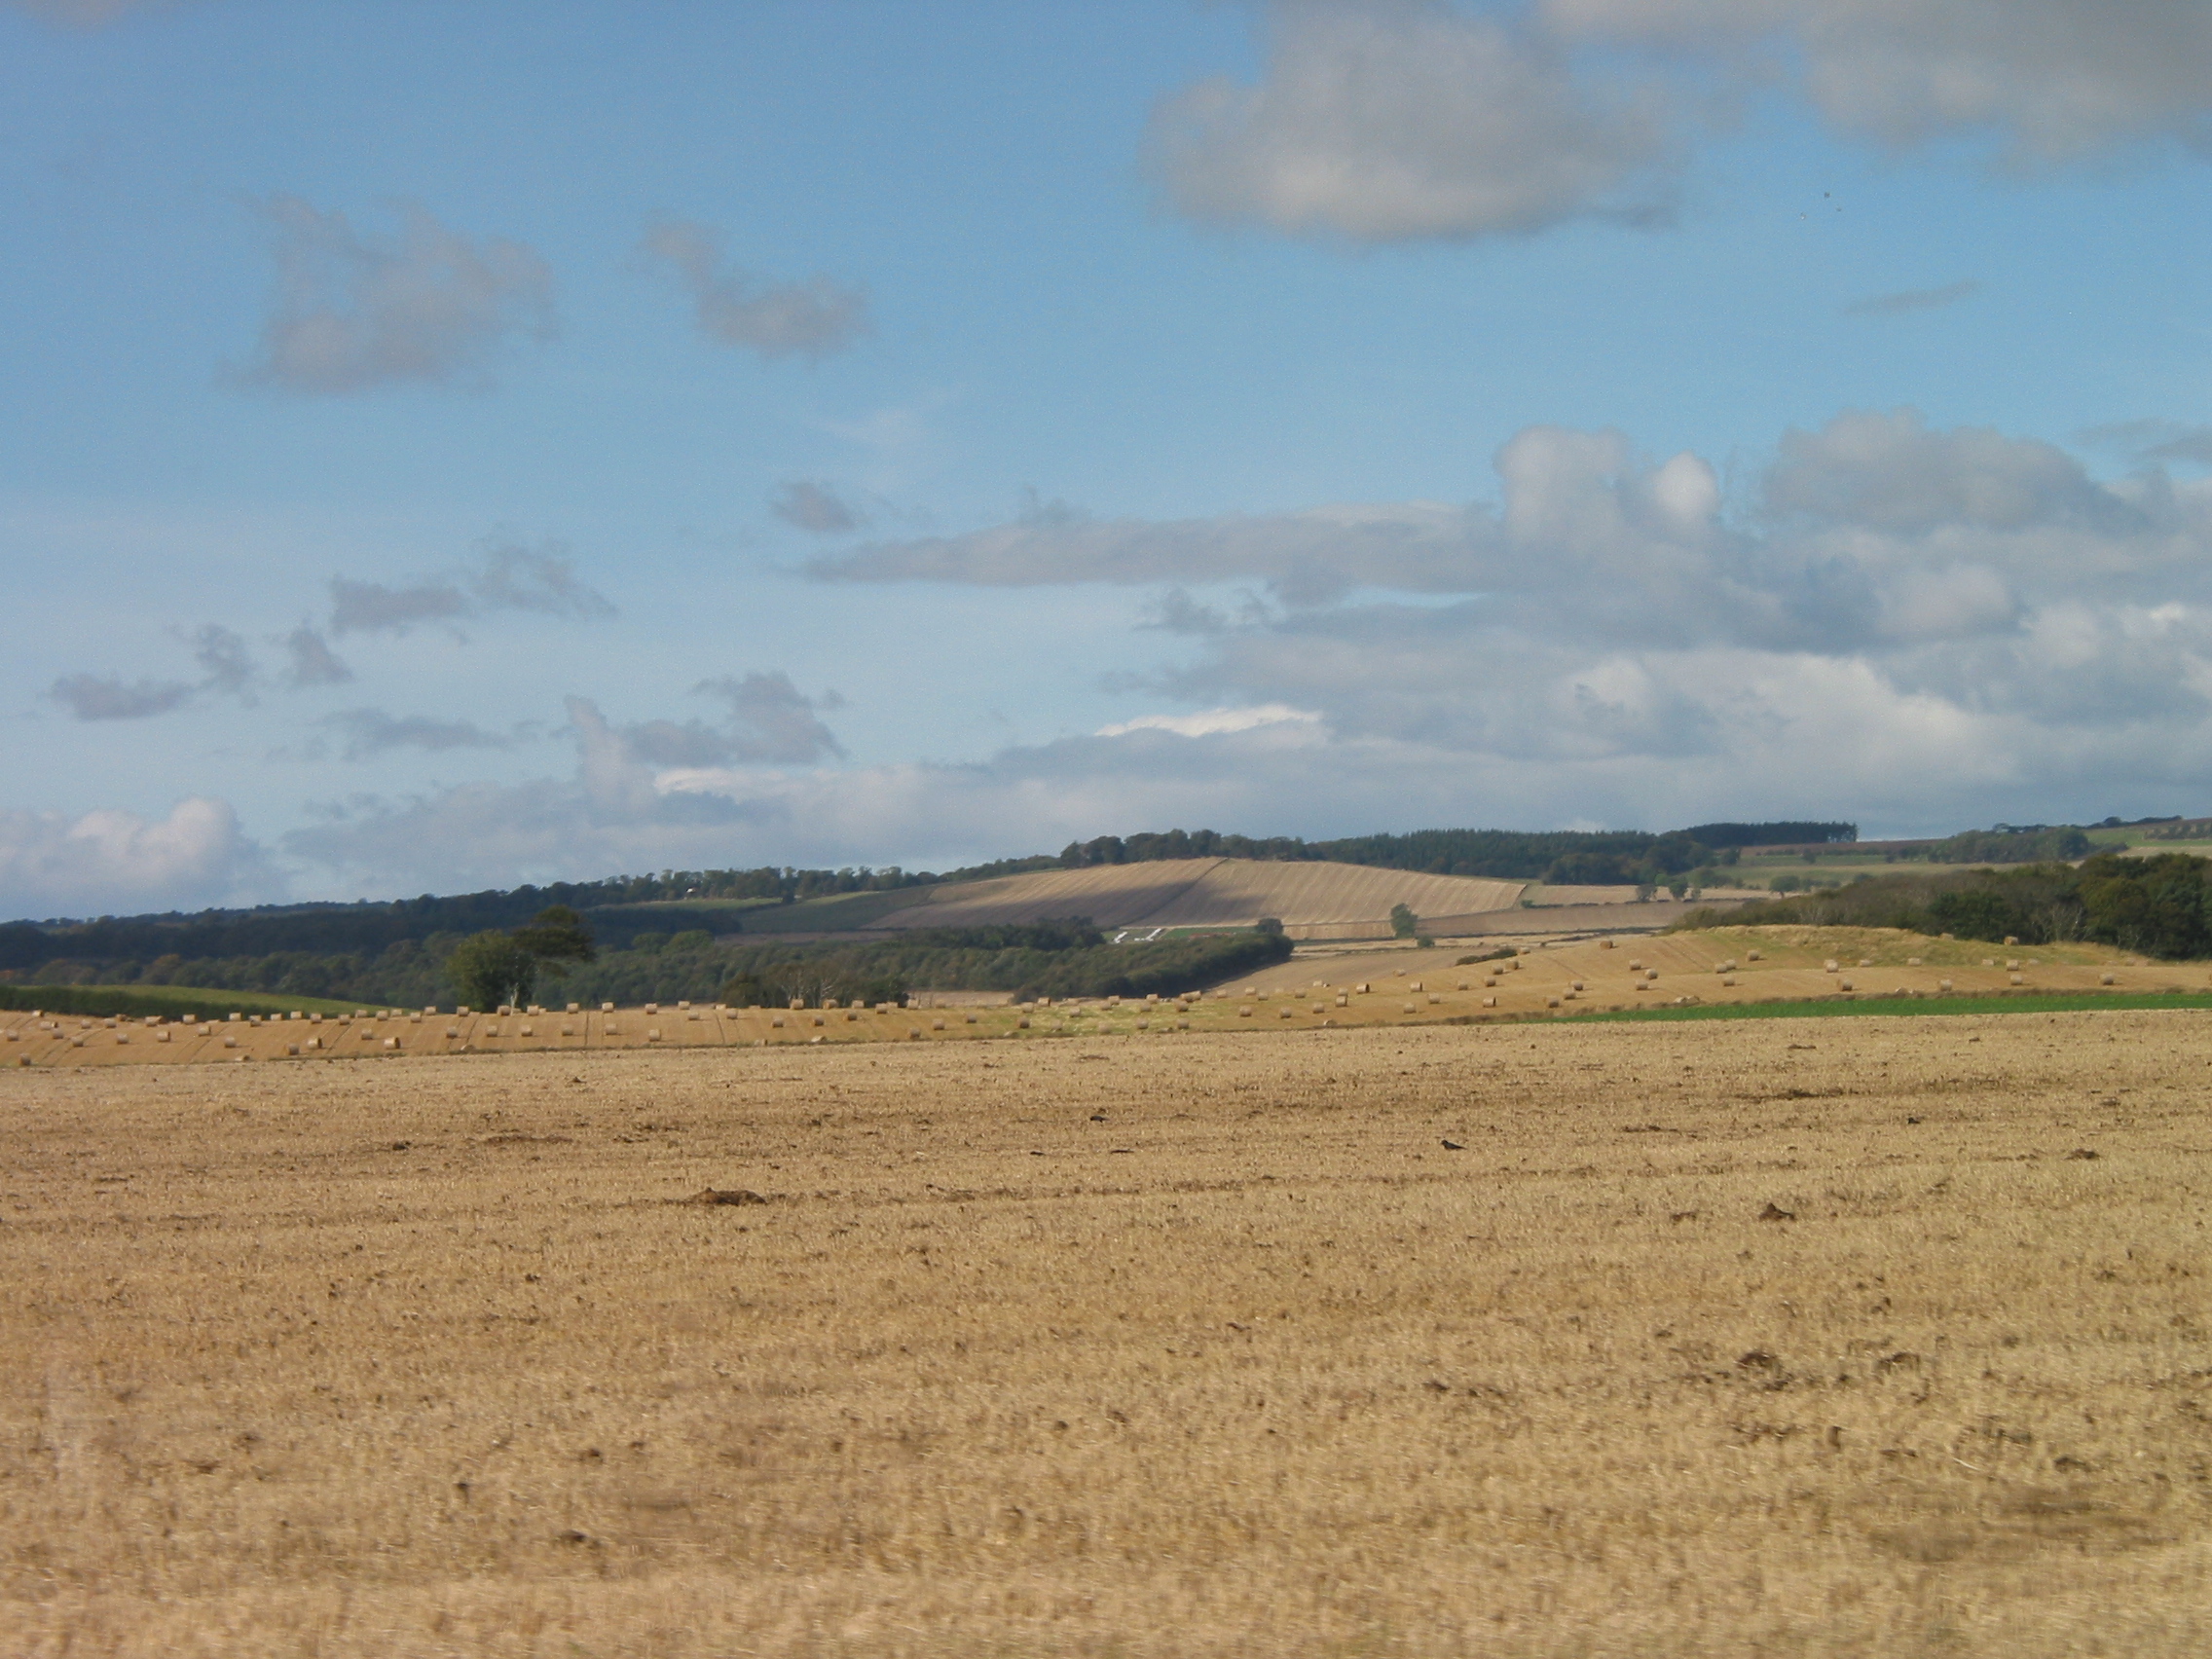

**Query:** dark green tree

left=448, top=906, right=597, bottom=1009
left=446, top=931, right=539, bottom=1010
left=1389, top=903, right=1418, bottom=940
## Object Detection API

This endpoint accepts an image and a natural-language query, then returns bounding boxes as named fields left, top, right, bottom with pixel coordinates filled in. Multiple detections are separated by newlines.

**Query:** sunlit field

left=5, top=999, right=2209, bottom=1657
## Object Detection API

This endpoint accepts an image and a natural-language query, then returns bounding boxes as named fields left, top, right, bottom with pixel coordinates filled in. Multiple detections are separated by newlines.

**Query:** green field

left=1574, top=990, right=2212, bottom=1023
left=0, top=983, right=368, bottom=1020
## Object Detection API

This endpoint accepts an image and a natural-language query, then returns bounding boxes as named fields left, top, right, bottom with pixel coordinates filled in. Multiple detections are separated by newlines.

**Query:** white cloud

left=639, top=219, right=870, bottom=362
left=251, top=406, right=2212, bottom=896
left=1095, top=704, right=1321, bottom=738
left=1149, top=0, right=1677, bottom=241
left=0, top=797, right=263, bottom=919
left=240, top=196, right=556, bottom=394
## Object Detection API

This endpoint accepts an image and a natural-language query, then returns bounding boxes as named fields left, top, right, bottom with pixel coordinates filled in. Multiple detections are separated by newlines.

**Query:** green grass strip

left=1573, top=991, right=2212, bottom=1023
left=0, top=983, right=367, bottom=1020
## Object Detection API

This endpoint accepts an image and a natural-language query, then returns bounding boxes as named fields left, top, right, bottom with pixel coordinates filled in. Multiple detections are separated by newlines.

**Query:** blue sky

left=4, top=0, right=2211, bottom=916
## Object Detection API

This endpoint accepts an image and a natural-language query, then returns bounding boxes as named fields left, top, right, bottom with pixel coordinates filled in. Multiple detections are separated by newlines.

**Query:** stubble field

left=4, top=1009, right=2210, bottom=1657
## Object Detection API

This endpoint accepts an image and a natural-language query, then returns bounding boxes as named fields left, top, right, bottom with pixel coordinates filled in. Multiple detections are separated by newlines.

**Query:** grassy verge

left=0, top=984, right=365, bottom=1020
left=1573, top=990, right=2212, bottom=1023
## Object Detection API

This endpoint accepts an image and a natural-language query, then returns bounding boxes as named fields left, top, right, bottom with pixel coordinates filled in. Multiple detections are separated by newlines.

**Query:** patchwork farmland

left=7, top=925, right=2201, bottom=1068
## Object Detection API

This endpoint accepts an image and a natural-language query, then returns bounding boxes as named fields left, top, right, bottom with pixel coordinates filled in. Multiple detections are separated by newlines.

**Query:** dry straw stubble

left=3, top=1010, right=2210, bottom=1656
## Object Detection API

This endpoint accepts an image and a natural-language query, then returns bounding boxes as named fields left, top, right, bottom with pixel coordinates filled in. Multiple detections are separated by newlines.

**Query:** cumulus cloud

left=266, top=406, right=2212, bottom=892
left=1842, top=279, right=1981, bottom=316
left=0, top=796, right=262, bottom=920
left=639, top=219, right=870, bottom=362
left=1149, top=0, right=1676, bottom=241
left=327, top=539, right=614, bottom=637
left=771, top=479, right=869, bottom=535
left=1153, top=1, right=2212, bottom=246
left=316, top=709, right=517, bottom=761
left=801, top=407, right=2212, bottom=830
left=240, top=195, right=556, bottom=394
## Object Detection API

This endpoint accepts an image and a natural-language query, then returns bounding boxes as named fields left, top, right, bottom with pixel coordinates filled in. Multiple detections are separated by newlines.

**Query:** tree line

left=1057, top=822, right=1855, bottom=885
left=1680, top=853, right=2212, bottom=959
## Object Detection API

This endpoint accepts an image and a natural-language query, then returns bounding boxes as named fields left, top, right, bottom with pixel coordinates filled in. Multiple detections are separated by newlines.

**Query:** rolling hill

left=865, top=858, right=1527, bottom=940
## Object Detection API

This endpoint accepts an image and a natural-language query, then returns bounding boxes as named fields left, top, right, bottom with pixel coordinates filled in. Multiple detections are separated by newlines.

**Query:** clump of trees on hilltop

left=1678, top=853, right=2212, bottom=959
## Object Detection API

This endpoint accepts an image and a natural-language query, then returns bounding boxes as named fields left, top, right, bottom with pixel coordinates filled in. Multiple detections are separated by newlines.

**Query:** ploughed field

left=4, top=1009, right=2209, bottom=1656
left=8, top=925, right=2204, bottom=1068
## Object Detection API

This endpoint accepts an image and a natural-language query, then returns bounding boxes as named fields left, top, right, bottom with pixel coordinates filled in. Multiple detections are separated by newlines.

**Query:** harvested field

left=8, top=927, right=2209, bottom=1070
left=4, top=1009, right=2210, bottom=1657
left=869, top=858, right=1526, bottom=940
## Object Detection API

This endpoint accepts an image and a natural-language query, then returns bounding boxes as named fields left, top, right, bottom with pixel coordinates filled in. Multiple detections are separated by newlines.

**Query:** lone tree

left=446, top=905, right=596, bottom=1009
left=1389, top=903, right=1418, bottom=940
